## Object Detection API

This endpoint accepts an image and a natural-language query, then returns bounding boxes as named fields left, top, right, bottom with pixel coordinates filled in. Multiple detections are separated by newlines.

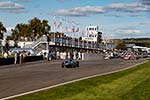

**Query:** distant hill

left=123, top=38, right=150, bottom=41
left=123, top=38, right=150, bottom=43
left=112, top=38, right=150, bottom=47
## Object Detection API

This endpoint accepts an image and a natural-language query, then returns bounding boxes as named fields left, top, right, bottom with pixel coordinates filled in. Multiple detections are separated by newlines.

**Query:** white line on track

left=1, top=60, right=148, bottom=100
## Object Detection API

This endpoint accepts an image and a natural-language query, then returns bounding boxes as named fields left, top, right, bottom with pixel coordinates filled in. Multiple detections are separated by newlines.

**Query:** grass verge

left=10, top=61, right=150, bottom=100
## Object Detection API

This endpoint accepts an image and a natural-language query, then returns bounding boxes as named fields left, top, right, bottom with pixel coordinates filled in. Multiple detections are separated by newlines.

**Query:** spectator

left=19, top=53, right=24, bottom=63
left=14, top=51, right=18, bottom=64
left=3, top=52, right=8, bottom=58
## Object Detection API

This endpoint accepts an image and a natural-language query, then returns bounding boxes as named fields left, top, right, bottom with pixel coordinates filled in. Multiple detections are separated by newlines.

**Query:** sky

left=0, top=0, right=150, bottom=39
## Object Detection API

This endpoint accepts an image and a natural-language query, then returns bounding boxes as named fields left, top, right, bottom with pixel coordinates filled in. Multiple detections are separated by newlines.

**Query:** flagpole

left=66, top=21, right=69, bottom=48
left=54, top=16, right=56, bottom=43
left=60, top=17, right=63, bottom=46
left=77, top=24, right=80, bottom=48
left=53, top=16, right=57, bottom=57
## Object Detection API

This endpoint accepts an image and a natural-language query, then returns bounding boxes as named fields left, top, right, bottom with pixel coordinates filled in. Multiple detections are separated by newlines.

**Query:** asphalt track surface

left=0, top=58, right=146, bottom=99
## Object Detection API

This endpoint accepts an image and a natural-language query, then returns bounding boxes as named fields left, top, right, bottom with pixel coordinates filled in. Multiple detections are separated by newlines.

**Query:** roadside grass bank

left=10, top=61, right=150, bottom=100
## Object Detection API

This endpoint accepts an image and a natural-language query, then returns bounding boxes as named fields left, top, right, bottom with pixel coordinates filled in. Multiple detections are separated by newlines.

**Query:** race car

left=62, top=59, right=79, bottom=68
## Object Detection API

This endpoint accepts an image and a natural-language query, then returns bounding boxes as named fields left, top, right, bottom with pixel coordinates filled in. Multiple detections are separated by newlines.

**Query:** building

left=82, top=25, right=102, bottom=42
left=15, top=25, right=103, bottom=58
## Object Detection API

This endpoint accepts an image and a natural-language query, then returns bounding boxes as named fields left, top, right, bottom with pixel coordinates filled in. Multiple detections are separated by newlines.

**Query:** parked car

left=123, top=54, right=131, bottom=60
left=104, top=54, right=111, bottom=59
left=62, top=59, right=79, bottom=68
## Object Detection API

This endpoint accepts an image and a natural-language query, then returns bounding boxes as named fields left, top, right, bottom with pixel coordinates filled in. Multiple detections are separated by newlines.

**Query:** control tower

left=82, top=25, right=102, bottom=43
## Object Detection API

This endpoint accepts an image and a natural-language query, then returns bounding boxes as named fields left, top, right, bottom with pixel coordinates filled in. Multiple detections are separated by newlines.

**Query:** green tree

left=145, top=42, right=150, bottom=48
left=41, top=20, right=50, bottom=34
left=5, top=41, right=9, bottom=51
left=29, top=18, right=50, bottom=36
left=0, top=22, right=7, bottom=39
left=11, top=23, right=29, bottom=40
left=7, top=17, right=51, bottom=41
left=28, top=17, right=42, bottom=37
left=116, top=42, right=126, bottom=50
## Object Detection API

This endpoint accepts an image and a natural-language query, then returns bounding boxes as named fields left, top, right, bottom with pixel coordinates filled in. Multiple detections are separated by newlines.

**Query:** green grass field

left=10, top=61, right=150, bottom=100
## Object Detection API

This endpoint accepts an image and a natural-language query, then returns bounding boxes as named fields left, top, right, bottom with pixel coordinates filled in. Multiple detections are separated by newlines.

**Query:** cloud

left=115, top=28, right=143, bottom=37
left=141, top=0, right=150, bottom=5
left=128, top=13, right=143, bottom=17
left=56, top=0, right=65, bottom=3
left=107, top=2, right=150, bottom=12
left=139, top=21, right=150, bottom=25
left=104, top=13, right=122, bottom=17
left=51, top=6, right=105, bottom=16
left=0, top=1, right=26, bottom=13
left=51, top=2, right=150, bottom=17
left=17, top=0, right=32, bottom=2
left=113, top=28, right=148, bottom=38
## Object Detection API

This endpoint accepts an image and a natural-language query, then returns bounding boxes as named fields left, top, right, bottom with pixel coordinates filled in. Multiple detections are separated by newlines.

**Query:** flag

left=54, top=21, right=56, bottom=27
left=76, top=28, right=79, bottom=32
left=54, top=16, right=57, bottom=28
left=66, top=27, right=68, bottom=32
left=58, top=22, right=62, bottom=28
left=72, top=26, right=75, bottom=33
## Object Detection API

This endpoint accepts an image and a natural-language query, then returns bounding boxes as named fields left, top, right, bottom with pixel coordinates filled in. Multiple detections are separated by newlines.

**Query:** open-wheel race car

left=62, top=59, right=79, bottom=68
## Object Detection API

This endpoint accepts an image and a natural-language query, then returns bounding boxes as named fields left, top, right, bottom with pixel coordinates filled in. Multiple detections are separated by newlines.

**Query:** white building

left=82, top=25, right=99, bottom=42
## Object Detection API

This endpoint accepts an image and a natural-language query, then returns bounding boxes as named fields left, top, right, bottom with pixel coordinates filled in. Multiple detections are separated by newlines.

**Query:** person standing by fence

left=14, top=51, right=18, bottom=64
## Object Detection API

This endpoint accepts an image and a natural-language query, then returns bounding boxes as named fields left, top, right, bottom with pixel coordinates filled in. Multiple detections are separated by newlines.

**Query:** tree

left=6, top=17, right=51, bottom=41
left=42, top=20, right=50, bottom=35
left=5, top=41, right=9, bottom=51
left=29, top=17, right=42, bottom=37
left=29, top=18, right=50, bottom=36
left=11, top=23, right=29, bottom=40
left=0, top=22, right=7, bottom=40
left=116, top=41, right=126, bottom=50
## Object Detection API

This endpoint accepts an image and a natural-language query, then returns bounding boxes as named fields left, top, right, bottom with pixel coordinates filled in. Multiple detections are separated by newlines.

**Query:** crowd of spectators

left=0, top=50, right=32, bottom=64
left=103, top=49, right=149, bottom=60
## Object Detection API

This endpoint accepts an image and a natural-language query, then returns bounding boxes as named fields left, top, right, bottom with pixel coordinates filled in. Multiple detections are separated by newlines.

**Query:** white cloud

left=0, top=1, right=26, bottom=13
left=51, top=6, right=105, bottom=16
left=139, top=21, right=150, bottom=25
left=128, top=13, right=143, bottom=17
left=51, top=2, right=150, bottom=17
left=107, top=2, right=150, bottom=12
left=17, top=0, right=32, bottom=2
left=113, top=28, right=148, bottom=38
left=104, top=13, right=122, bottom=17
left=142, top=0, right=150, bottom=5
left=115, top=28, right=143, bottom=37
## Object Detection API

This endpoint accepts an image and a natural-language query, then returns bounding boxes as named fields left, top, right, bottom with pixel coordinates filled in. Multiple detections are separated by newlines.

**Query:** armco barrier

left=0, top=55, right=43, bottom=66
left=0, top=58, right=14, bottom=66
left=23, top=55, right=43, bottom=62
left=83, top=53, right=105, bottom=60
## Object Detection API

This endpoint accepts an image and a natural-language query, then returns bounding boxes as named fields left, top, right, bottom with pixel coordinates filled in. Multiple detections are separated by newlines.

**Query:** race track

left=0, top=58, right=146, bottom=99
